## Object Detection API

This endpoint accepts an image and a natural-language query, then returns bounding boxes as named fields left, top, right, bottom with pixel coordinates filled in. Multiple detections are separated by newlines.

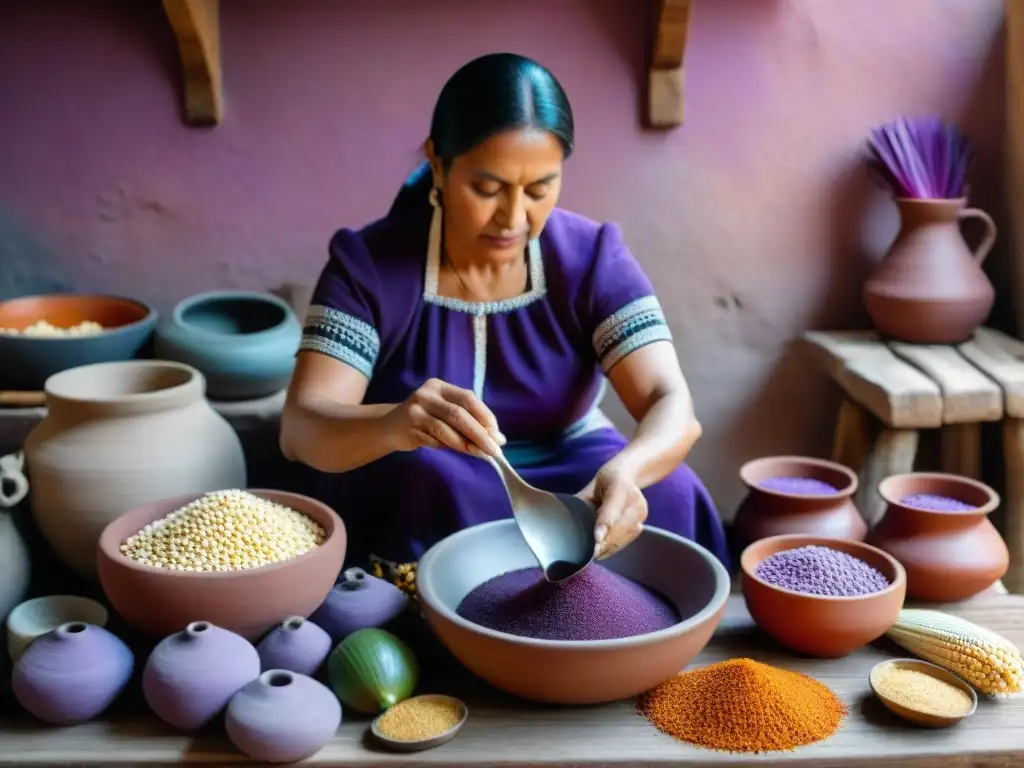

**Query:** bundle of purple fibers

left=867, top=116, right=973, bottom=199
left=456, top=564, right=679, bottom=641
left=755, top=545, right=890, bottom=597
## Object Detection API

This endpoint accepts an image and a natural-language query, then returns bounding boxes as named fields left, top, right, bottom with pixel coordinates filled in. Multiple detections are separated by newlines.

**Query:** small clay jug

left=142, top=620, right=260, bottom=730
left=256, top=616, right=332, bottom=677
left=0, top=451, right=31, bottom=621
left=226, top=669, right=342, bottom=763
left=732, top=456, right=867, bottom=555
left=12, top=622, right=134, bottom=724
left=310, top=566, right=408, bottom=642
left=866, top=472, right=1008, bottom=602
left=863, top=198, right=996, bottom=344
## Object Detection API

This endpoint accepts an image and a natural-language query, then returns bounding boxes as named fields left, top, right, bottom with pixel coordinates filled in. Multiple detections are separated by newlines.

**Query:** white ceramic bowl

left=6, top=595, right=108, bottom=662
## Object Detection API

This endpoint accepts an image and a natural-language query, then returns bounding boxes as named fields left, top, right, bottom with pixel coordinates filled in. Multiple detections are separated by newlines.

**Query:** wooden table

left=1, top=594, right=1022, bottom=767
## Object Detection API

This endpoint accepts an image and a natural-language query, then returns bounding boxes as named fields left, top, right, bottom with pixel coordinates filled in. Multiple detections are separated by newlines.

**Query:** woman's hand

left=383, top=378, right=506, bottom=458
left=578, top=463, right=648, bottom=559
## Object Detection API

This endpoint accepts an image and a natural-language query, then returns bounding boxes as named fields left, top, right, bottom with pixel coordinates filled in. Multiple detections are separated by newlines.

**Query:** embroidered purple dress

left=297, top=206, right=729, bottom=569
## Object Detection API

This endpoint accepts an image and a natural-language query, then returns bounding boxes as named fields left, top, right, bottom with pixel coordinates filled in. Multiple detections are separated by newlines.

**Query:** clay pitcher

left=863, top=198, right=996, bottom=344
left=0, top=451, right=31, bottom=621
left=865, top=472, right=1007, bottom=602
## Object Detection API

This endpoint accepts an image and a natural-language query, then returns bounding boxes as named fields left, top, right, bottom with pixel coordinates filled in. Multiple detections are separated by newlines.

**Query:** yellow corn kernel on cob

left=886, top=609, right=1024, bottom=697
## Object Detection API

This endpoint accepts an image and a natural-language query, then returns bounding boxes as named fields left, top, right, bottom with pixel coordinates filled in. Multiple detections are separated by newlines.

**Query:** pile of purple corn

left=901, top=493, right=975, bottom=512
left=455, top=564, right=679, bottom=641
left=758, top=477, right=839, bottom=495
left=755, top=545, right=890, bottom=597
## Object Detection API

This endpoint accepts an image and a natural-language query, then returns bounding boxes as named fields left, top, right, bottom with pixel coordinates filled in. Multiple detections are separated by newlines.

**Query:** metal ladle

left=488, top=452, right=598, bottom=583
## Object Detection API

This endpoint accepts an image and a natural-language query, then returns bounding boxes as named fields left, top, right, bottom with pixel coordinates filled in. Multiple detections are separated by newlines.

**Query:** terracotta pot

left=865, top=473, right=1007, bottom=602
left=740, top=535, right=906, bottom=658
left=23, top=360, right=246, bottom=577
left=863, top=198, right=996, bottom=344
left=733, top=456, right=866, bottom=554
left=97, top=490, right=346, bottom=640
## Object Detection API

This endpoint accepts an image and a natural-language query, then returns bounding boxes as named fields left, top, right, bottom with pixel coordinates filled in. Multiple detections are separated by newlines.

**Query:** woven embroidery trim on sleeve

left=591, top=295, right=673, bottom=373
left=300, top=304, right=381, bottom=378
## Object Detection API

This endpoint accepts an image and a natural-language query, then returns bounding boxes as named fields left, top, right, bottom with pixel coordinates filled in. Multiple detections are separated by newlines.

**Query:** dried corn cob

left=886, top=609, right=1024, bottom=697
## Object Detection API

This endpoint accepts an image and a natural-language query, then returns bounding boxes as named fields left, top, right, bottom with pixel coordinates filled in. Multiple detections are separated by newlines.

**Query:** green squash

left=328, top=627, right=419, bottom=714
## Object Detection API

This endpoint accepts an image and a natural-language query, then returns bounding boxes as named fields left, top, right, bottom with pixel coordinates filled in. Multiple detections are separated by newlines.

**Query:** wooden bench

left=803, top=327, right=1024, bottom=593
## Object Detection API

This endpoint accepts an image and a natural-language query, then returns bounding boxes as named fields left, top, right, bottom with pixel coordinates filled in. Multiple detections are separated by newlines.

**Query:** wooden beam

left=648, top=0, right=691, bottom=128
left=1008, top=0, right=1024, bottom=338
left=163, top=0, right=223, bottom=126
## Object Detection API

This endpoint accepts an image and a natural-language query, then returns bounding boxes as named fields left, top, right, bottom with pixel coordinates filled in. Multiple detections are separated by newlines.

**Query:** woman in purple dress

left=281, top=53, right=729, bottom=572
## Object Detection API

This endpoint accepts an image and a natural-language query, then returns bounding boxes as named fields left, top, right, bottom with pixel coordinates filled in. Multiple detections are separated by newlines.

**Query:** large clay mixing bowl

left=0, top=293, right=156, bottom=391
left=741, top=534, right=906, bottom=658
left=97, top=489, right=346, bottom=641
left=416, top=519, right=731, bottom=704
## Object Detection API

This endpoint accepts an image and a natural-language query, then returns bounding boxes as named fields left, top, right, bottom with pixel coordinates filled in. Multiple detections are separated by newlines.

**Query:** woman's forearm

left=606, top=391, right=701, bottom=489
left=280, top=394, right=399, bottom=474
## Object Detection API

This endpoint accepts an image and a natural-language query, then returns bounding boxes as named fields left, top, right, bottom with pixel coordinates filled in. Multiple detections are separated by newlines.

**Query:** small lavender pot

left=12, top=622, right=133, bottom=724
left=226, top=669, right=342, bottom=763
left=310, top=567, right=408, bottom=642
left=142, top=621, right=260, bottom=730
left=257, top=616, right=332, bottom=677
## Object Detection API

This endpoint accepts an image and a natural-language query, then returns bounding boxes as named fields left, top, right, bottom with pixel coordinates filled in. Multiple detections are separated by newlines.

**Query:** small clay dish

left=370, top=694, right=468, bottom=752
left=741, top=534, right=906, bottom=658
left=869, top=658, right=977, bottom=728
left=6, top=595, right=109, bottom=662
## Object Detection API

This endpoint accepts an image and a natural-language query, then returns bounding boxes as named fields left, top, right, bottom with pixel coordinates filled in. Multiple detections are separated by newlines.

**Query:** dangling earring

left=428, top=186, right=443, bottom=273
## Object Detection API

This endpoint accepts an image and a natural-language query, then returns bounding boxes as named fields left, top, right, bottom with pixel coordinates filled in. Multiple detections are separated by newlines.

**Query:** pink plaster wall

left=0, top=0, right=1007, bottom=515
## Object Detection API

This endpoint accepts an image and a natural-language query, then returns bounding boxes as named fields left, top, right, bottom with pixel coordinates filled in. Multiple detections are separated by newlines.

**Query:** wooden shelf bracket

left=648, top=0, right=692, bottom=128
left=162, top=0, right=223, bottom=126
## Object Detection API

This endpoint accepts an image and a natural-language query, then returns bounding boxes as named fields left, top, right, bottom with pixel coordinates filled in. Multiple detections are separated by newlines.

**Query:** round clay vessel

left=143, top=620, right=261, bottom=730
left=310, top=566, right=409, bottom=641
left=0, top=458, right=31, bottom=622
left=732, top=456, right=866, bottom=554
left=12, top=622, right=133, bottom=724
left=740, top=534, right=906, bottom=658
left=865, top=472, right=1006, bottom=602
left=24, top=360, right=246, bottom=576
left=97, top=489, right=346, bottom=640
left=863, top=198, right=996, bottom=344
left=226, top=669, right=342, bottom=763
left=416, top=519, right=731, bottom=705
left=256, top=616, right=332, bottom=676
left=0, top=293, right=157, bottom=392
left=155, top=290, right=301, bottom=400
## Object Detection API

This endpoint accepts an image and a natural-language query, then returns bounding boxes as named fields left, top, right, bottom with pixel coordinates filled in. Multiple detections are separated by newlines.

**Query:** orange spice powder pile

left=636, top=658, right=847, bottom=753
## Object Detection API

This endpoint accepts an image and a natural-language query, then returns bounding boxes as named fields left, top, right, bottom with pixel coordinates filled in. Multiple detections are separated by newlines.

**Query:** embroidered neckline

left=423, top=236, right=547, bottom=315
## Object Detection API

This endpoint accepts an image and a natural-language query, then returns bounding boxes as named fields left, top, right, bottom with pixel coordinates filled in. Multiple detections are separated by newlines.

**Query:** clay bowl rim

left=370, top=694, right=469, bottom=752
left=738, top=455, right=859, bottom=499
left=96, top=488, right=343, bottom=581
left=878, top=472, right=1000, bottom=516
left=416, top=519, right=732, bottom=650
left=45, top=359, right=202, bottom=405
left=740, top=533, right=907, bottom=602
left=0, top=293, right=156, bottom=340
left=868, top=657, right=978, bottom=725
left=170, top=289, right=295, bottom=341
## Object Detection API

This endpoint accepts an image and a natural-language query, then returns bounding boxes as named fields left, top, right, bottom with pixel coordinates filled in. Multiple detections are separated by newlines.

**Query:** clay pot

left=0, top=293, right=157, bottom=392
left=866, top=473, right=1007, bottom=602
left=256, top=617, right=332, bottom=677
left=732, top=456, right=866, bottom=554
left=155, top=290, right=301, bottom=400
left=863, top=198, right=997, bottom=344
left=24, top=360, right=246, bottom=576
left=0, top=452, right=31, bottom=622
left=12, top=622, right=133, bottom=724
left=310, top=566, right=409, bottom=642
left=741, top=535, right=906, bottom=658
left=226, top=669, right=342, bottom=763
left=97, top=489, right=346, bottom=640
left=143, top=621, right=261, bottom=730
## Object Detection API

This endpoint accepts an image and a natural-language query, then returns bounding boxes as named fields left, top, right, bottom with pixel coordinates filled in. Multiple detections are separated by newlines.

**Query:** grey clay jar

left=310, top=567, right=409, bottom=642
left=142, top=620, right=260, bottom=730
left=155, top=290, right=301, bottom=400
left=226, top=669, right=342, bottom=763
left=256, top=616, right=332, bottom=677
left=12, top=622, right=134, bottom=724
